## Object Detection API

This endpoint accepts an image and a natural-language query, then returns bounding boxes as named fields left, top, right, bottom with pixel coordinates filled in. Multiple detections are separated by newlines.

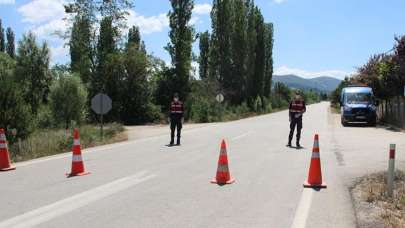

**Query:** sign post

left=91, top=93, right=112, bottom=141
left=216, top=93, right=224, bottom=120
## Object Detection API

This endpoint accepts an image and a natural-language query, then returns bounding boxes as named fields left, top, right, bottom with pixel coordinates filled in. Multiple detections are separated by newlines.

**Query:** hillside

left=273, top=75, right=341, bottom=93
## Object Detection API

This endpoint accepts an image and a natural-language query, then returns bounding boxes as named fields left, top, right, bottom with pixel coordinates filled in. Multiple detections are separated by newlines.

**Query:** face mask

left=174, top=98, right=179, bottom=102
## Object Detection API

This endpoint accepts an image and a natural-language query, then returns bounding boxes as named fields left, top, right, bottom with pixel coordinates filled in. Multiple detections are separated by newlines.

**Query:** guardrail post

left=387, top=144, right=396, bottom=197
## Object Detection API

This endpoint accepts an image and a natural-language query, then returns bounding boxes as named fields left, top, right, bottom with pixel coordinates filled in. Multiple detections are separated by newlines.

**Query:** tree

left=230, top=0, right=248, bottom=104
left=6, top=27, right=15, bottom=58
left=252, top=8, right=265, bottom=101
left=211, top=0, right=233, bottom=99
left=0, top=19, right=5, bottom=52
left=16, top=32, right=52, bottom=114
left=245, top=2, right=258, bottom=104
left=121, top=36, right=152, bottom=124
left=0, top=53, right=33, bottom=140
left=50, top=74, right=88, bottom=129
left=198, top=31, right=210, bottom=80
left=69, top=13, right=94, bottom=84
left=166, top=0, right=195, bottom=100
left=263, top=23, right=274, bottom=98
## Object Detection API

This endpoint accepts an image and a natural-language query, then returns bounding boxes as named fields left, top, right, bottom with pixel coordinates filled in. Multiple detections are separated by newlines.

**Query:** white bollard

left=387, top=144, right=396, bottom=197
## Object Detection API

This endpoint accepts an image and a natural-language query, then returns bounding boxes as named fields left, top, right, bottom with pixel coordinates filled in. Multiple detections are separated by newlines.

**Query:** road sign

left=216, top=93, right=224, bottom=103
left=91, top=93, right=112, bottom=115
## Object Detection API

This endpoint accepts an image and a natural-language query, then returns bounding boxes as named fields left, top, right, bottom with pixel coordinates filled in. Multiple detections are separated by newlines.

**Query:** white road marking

left=0, top=171, right=155, bottom=228
left=231, top=131, right=252, bottom=141
left=290, top=188, right=314, bottom=228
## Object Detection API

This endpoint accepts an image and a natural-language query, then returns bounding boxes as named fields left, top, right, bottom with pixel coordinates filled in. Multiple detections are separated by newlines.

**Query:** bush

left=49, top=73, right=88, bottom=129
left=0, top=53, right=33, bottom=141
left=35, top=105, right=54, bottom=129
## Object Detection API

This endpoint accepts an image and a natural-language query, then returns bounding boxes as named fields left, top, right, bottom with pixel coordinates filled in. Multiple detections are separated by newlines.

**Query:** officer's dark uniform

left=288, top=98, right=306, bottom=148
left=169, top=99, right=184, bottom=146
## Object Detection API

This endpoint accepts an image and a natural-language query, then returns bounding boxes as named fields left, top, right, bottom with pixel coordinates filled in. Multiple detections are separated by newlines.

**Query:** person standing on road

left=287, top=91, right=306, bottom=148
left=169, top=93, right=184, bottom=146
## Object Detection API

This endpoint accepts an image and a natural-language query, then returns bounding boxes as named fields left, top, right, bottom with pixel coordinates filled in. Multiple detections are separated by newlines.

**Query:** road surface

left=1, top=102, right=404, bottom=228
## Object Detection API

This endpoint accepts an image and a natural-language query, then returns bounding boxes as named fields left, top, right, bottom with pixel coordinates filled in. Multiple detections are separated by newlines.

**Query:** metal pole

left=387, top=144, right=396, bottom=197
left=100, top=94, right=104, bottom=141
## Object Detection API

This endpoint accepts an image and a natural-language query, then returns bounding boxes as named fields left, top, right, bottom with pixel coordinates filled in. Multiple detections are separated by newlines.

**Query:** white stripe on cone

left=311, top=152, right=320, bottom=158
left=0, top=135, right=6, bottom=140
left=72, top=155, right=83, bottom=162
left=0, top=144, right=7, bottom=149
left=74, top=139, right=80, bottom=146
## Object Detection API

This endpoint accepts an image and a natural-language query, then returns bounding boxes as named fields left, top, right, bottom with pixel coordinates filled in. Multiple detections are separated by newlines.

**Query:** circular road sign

left=216, top=93, right=224, bottom=103
left=91, top=93, right=112, bottom=115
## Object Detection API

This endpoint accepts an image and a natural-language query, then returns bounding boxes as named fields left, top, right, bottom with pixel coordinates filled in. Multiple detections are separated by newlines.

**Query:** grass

left=8, top=123, right=127, bottom=162
left=354, top=171, right=405, bottom=228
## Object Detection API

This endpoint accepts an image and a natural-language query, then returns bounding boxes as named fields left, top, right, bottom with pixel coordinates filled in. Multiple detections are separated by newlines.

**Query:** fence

left=378, top=96, right=405, bottom=128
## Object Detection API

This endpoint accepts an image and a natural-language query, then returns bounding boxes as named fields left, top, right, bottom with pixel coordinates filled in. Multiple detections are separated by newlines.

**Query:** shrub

left=49, top=73, right=88, bottom=129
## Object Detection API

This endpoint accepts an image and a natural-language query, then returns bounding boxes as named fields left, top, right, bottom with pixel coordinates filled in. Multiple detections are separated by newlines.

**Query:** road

left=1, top=102, right=404, bottom=228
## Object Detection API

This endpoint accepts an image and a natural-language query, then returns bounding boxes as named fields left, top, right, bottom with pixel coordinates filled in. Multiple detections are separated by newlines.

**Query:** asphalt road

left=1, top=102, right=404, bottom=228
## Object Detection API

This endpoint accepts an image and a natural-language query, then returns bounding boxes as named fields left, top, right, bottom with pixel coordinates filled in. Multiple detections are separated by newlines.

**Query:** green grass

left=8, top=123, right=126, bottom=162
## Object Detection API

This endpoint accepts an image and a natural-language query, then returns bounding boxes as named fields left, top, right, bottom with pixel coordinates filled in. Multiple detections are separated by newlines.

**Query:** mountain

left=272, top=74, right=341, bottom=93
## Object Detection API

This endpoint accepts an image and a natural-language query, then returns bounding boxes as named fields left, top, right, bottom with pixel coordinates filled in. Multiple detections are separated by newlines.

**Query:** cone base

left=0, top=166, right=16, bottom=171
left=210, top=178, right=235, bottom=185
left=66, top=172, right=91, bottom=178
left=303, top=181, right=327, bottom=188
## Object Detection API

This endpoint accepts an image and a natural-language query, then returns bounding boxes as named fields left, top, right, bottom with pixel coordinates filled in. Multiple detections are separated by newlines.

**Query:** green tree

left=198, top=31, right=210, bottom=80
left=211, top=0, right=233, bottom=99
left=166, top=0, right=195, bottom=100
left=245, top=2, right=257, bottom=104
left=6, top=27, right=15, bottom=58
left=263, top=23, right=274, bottom=98
left=230, top=0, right=248, bottom=104
left=252, top=8, right=265, bottom=101
left=121, top=35, right=153, bottom=124
left=50, top=74, right=88, bottom=129
left=0, top=19, right=4, bottom=52
left=69, top=13, right=94, bottom=84
left=0, top=53, right=33, bottom=140
left=16, top=32, right=52, bottom=114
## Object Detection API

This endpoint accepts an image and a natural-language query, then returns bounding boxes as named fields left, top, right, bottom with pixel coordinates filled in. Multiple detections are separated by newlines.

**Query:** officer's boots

left=176, top=137, right=181, bottom=146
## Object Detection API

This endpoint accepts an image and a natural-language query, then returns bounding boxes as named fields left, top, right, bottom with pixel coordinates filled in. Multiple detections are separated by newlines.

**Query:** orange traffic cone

left=304, top=134, right=326, bottom=188
left=0, top=129, right=15, bottom=171
left=211, top=139, right=235, bottom=185
left=67, top=129, right=90, bottom=177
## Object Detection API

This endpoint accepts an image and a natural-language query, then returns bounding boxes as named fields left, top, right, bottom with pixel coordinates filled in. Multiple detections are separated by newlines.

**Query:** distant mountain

left=273, top=74, right=341, bottom=93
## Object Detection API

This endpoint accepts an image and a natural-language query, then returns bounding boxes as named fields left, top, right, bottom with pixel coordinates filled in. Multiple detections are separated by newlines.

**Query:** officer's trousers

left=288, top=117, right=303, bottom=144
left=170, top=119, right=182, bottom=144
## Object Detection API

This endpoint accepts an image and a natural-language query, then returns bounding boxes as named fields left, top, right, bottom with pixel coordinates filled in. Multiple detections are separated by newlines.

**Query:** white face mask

left=174, top=98, right=179, bottom=102
left=295, top=95, right=300, bottom=100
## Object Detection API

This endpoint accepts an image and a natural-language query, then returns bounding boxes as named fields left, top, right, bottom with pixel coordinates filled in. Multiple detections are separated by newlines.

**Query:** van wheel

left=341, top=118, right=347, bottom=127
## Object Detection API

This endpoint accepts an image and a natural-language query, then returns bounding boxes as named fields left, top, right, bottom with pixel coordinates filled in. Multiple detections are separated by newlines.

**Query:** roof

left=342, top=87, right=373, bottom=93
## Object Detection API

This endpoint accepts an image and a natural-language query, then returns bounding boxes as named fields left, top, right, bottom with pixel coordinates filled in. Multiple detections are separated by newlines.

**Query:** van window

left=345, top=93, right=372, bottom=104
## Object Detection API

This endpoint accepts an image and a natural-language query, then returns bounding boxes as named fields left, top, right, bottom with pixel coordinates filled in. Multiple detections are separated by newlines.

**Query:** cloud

left=127, top=10, right=169, bottom=35
left=0, top=0, right=15, bottom=5
left=18, top=0, right=65, bottom=24
left=274, top=66, right=353, bottom=79
left=193, top=3, right=211, bottom=15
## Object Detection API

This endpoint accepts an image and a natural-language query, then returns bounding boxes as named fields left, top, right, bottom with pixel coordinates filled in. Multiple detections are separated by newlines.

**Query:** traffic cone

left=211, top=139, right=235, bottom=185
left=303, top=134, right=326, bottom=188
left=67, top=129, right=90, bottom=177
left=0, top=129, right=15, bottom=171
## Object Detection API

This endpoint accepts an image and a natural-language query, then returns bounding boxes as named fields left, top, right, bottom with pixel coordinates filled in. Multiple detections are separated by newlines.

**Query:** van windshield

left=346, top=92, right=373, bottom=104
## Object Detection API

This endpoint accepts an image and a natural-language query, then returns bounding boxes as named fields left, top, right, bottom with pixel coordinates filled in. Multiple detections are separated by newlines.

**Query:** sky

left=1, top=0, right=405, bottom=79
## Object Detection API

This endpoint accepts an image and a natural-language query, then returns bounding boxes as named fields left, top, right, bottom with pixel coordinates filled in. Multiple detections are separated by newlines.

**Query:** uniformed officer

left=287, top=91, right=306, bottom=148
left=169, top=93, right=184, bottom=146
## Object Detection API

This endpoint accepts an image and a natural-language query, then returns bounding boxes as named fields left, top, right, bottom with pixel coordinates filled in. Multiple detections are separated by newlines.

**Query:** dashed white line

left=231, top=131, right=252, bottom=141
left=0, top=171, right=155, bottom=228
left=291, top=188, right=314, bottom=228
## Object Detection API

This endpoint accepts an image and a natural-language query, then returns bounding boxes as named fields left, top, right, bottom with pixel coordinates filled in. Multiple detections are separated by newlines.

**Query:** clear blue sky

left=1, top=0, right=405, bottom=79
